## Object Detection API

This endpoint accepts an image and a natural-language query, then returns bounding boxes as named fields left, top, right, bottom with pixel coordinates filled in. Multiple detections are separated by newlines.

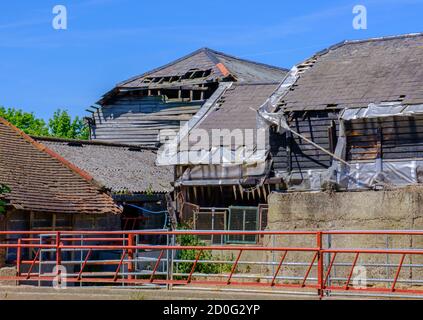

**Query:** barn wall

left=91, top=96, right=204, bottom=146
left=73, top=213, right=121, bottom=231
left=269, top=129, right=288, bottom=173
left=3, top=210, right=120, bottom=233
left=346, top=115, right=423, bottom=161
left=287, top=111, right=339, bottom=172
left=270, top=111, right=339, bottom=187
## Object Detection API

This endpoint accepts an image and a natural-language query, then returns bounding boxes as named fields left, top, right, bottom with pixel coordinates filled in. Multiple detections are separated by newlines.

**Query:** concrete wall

left=268, top=186, right=423, bottom=230
left=265, top=186, right=423, bottom=288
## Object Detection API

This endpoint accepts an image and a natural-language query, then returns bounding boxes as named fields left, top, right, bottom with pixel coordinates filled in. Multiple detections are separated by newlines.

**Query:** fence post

left=16, top=238, right=21, bottom=278
left=127, top=233, right=134, bottom=281
left=317, top=232, right=324, bottom=299
left=166, top=234, right=175, bottom=290
left=56, top=232, right=62, bottom=286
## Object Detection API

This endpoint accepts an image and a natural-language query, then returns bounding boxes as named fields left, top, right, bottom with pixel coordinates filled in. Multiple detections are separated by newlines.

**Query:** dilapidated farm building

left=156, top=33, right=423, bottom=239
left=0, top=117, right=122, bottom=266
left=87, top=48, right=287, bottom=147
left=261, top=33, right=423, bottom=191
left=156, top=81, right=287, bottom=239
left=0, top=118, right=122, bottom=232
left=33, top=136, right=174, bottom=230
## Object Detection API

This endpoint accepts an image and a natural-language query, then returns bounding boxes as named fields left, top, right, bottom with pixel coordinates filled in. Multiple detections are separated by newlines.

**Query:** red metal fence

left=1, top=230, right=423, bottom=298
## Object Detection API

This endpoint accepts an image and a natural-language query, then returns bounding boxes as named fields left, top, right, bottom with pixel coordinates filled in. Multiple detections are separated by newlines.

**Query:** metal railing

left=1, top=230, right=423, bottom=298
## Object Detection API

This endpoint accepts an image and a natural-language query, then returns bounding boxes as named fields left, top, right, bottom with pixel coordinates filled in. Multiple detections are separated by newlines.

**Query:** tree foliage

left=0, top=184, right=10, bottom=214
left=0, top=107, right=49, bottom=136
left=49, top=109, right=89, bottom=140
left=0, top=106, right=89, bottom=140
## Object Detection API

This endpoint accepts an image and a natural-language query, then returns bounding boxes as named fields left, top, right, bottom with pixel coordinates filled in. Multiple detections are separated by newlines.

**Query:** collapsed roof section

left=97, top=48, right=287, bottom=105
left=157, top=82, right=280, bottom=167
left=34, top=137, right=174, bottom=195
left=0, top=118, right=122, bottom=215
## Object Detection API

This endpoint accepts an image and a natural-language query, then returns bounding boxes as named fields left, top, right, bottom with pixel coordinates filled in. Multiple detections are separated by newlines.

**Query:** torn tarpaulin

left=329, top=103, right=423, bottom=190
left=257, top=66, right=299, bottom=131
left=268, top=100, right=423, bottom=191
left=340, top=103, right=423, bottom=120
left=333, top=159, right=423, bottom=189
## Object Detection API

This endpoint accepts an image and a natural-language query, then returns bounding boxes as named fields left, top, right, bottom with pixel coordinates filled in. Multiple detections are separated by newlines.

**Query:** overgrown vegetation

left=0, top=184, right=11, bottom=214
left=0, top=107, right=89, bottom=140
left=175, top=223, right=233, bottom=276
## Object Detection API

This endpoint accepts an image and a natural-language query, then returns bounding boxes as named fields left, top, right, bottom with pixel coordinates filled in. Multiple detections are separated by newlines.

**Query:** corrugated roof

left=280, top=33, right=423, bottom=111
left=34, top=137, right=173, bottom=194
left=0, top=118, right=122, bottom=215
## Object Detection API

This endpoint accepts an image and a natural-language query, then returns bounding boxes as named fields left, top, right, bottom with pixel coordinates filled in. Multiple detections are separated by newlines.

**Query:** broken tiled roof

left=280, top=33, right=423, bottom=111
left=33, top=137, right=174, bottom=194
left=0, top=118, right=122, bottom=215
left=197, top=82, right=280, bottom=132
left=119, top=48, right=287, bottom=88
left=181, top=82, right=279, bottom=151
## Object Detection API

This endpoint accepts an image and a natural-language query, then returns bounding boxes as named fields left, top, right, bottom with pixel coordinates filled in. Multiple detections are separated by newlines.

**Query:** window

left=227, top=206, right=259, bottom=244
left=193, top=209, right=227, bottom=244
left=188, top=206, right=265, bottom=245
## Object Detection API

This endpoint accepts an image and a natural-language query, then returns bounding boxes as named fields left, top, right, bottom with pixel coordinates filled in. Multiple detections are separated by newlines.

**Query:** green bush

left=175, top=224, right=233, bottom=276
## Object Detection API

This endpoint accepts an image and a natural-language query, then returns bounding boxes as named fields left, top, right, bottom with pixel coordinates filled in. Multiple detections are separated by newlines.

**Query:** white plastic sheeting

left=326, top=104, right=423, bottom=190
left=341, top=103, right=423, bottom=120
left=165, top=146, right=268, bottom=166
left=177, top=161, right=268, bottom=185
left=257, top=66, right=299, bottom=132
left=271, top=102, right=423, bottom=191
left=334, top=160, right=422, bottom=189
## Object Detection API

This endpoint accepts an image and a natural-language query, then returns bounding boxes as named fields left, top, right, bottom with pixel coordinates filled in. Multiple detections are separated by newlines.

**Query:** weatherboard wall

left=270, top=110, right=340, bottom=175
left=91, top=96, right=204, bottom=146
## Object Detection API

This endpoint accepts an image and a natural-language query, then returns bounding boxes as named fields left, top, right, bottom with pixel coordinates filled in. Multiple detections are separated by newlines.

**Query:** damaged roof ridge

left=301, top=32, right=423, bottom=64
left=32, top=135, right=157, bottom=150
left=204, top=48, right=289, bottom=72
left=116, top=47, right=212, bottom=87
left=0, top=117, right=102, bottom=188
left=344, top=32, right=423, bottom=45
left=117, top=47, right=288, bottom=88
left=231, top=81, right=280, bottom=86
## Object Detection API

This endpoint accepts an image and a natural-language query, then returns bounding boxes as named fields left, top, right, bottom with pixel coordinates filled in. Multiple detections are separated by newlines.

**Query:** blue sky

left=0, top=0, right=422, bottom=120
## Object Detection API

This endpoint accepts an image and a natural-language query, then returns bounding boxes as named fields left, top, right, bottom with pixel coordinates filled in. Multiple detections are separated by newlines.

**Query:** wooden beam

left=239, top=185, right=244, bottom=200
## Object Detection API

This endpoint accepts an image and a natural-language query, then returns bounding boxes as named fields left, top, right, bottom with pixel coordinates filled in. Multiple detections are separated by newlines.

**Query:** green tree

left=48, top=109, right=89, bottom=140
left=0, top=107, right=49, bottom=136
left=0, top=184, right=10, bottom=214
left=1, top=106, right=90, bottom=140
